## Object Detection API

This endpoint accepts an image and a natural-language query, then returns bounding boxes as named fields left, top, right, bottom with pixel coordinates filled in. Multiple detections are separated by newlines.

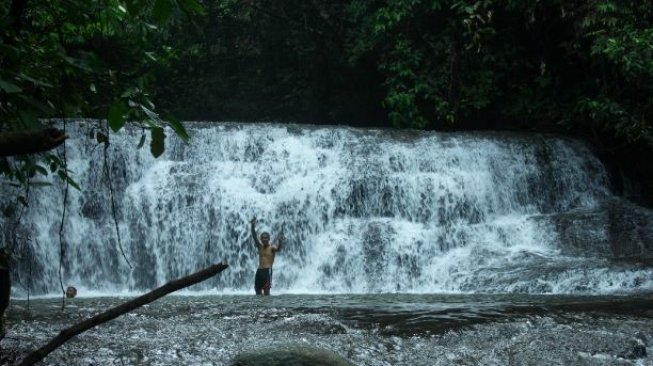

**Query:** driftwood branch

left=0, top=128, right=67, bottom=157
left=17, top=262, right=229, bottom=366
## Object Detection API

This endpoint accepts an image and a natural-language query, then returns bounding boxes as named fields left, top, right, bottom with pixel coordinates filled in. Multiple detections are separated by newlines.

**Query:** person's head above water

left=260, top=232, right=271, bottom=247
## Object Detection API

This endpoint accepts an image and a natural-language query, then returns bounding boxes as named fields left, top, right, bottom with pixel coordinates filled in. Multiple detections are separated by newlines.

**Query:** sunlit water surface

left=4, top=293, right=653, bottom=365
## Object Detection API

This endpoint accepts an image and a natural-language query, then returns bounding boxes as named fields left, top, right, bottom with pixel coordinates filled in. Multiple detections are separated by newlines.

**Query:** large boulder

left=231, top=344, right=356, bottom=366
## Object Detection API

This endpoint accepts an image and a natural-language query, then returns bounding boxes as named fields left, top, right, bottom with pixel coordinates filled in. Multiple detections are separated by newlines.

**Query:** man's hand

left=250, top=217, right=257, bottom=226
left=274, top=233, right=286, bottom=251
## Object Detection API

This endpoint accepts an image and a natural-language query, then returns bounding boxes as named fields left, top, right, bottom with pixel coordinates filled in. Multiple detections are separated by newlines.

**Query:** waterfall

left=3, top=121, right=652, bottom=296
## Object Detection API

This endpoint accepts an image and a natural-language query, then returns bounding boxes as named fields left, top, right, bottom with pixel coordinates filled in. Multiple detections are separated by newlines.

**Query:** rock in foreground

left=231, top=344, right=355, bottom=366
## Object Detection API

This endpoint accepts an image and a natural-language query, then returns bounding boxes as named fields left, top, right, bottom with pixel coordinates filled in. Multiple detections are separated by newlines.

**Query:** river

left=5, top=293, right=653, bottom=365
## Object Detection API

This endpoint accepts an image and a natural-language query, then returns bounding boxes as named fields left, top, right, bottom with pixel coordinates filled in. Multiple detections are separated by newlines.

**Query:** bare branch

left=17, top=262, right=229, bottom=366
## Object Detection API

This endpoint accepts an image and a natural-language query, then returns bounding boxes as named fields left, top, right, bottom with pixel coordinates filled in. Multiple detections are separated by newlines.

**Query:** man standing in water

left=250, top=217, right=285, bottom=295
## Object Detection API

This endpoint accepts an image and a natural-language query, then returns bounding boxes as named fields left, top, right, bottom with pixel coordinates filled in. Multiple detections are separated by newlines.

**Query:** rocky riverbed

left=2, top=294, right=652, bottom=365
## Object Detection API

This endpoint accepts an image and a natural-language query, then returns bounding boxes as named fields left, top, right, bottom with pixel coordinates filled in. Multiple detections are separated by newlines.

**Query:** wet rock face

left=231, top=344, right=355, bottom=366
left=554, top=198, right=653, bottom=260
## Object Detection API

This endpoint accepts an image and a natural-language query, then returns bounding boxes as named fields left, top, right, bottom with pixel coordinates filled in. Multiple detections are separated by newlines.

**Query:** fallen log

left=17, top=262, right=229, bottom=366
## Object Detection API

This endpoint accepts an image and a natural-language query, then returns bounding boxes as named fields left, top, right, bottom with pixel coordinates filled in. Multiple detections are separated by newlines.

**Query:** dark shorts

left=254, top=268, right=272, bottom=294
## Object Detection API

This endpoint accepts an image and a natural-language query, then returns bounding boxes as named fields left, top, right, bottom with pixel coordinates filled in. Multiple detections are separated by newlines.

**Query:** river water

left=4, top=293, right=653, bottom=365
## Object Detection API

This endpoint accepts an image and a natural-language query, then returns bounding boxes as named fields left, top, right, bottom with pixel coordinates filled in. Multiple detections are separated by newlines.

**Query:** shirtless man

left=250, top=217, right=285, bottom=296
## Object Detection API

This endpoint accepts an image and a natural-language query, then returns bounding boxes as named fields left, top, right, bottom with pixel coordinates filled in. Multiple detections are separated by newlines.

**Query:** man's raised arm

left=274, top=233, right=285, bottom=252
left=250, top=217, right=261, bottom=248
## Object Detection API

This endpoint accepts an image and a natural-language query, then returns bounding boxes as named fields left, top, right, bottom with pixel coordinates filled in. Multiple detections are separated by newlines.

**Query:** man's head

left=260, top=232, right=271, bottom=247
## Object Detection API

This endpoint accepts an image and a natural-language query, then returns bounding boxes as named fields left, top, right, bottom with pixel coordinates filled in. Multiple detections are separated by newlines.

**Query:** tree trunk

left=17, top=262, right=229, bottom=366
left=0, top=269, right=9, bottom=340
left=7, top=0, right=30, bottom=30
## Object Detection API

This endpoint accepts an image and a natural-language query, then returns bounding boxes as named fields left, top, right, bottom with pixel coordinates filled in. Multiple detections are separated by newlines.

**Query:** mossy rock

left=231, top=344, right=355, bottom=366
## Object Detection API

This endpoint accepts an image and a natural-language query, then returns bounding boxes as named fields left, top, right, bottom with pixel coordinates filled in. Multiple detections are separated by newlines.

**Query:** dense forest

left=1, top=0, right=652, bottom=203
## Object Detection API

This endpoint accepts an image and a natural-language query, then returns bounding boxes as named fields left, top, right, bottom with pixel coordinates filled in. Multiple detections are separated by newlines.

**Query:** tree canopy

left=154, top=1, right=652, bottom=144
left=0, top=0, right=200, bottom=192
left=146, top=0, right=652, bottom=202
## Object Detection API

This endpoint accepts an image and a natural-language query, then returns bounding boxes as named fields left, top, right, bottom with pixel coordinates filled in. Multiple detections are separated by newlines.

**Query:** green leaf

left=140, top=104, right=160, bottom=121
left=167, top=115, right=190, bottom=143
left=153, top=0, right=173, bottom=23
left=18, top=95, right=55, bottom=114
left=177, top=0, right=206, bottom=16
left=108, top=101, right=127, bottom=132
left=16, top=73, right=53, bottom=88
left=0, top=44, right=19, bottom=59
left=137, top=134, right=146, bottom=148
left=58, top=170, right=81, bottom=191
left=47, top=154, right=64, bottom=167
left=0, top=79, right=22, bottom=93
left=65, top=175, right=81, bottom=191
left=121, top=87, right=140, bottom=98
left=19, top=111, right=40, bottom=128
left=150, top=127, right=166, bottom=158
left=61, top=54, right=93, bottom=72
left=145, top=52, right=158, bottom=61
left=124, top=0, right=145, bottom=15
left=34, top=164, right=49, bottom=176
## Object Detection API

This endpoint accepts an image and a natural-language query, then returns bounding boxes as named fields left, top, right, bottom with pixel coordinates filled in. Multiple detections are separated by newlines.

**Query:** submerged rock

left=619, top=341, right=647, bottom=359
left=553, top=198, right=653, bottom=260
left=231, top=344, right=355, bottom=366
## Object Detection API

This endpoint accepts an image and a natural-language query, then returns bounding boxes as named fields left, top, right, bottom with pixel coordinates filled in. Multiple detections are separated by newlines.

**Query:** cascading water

left=3, top=121, right=652, bottom=296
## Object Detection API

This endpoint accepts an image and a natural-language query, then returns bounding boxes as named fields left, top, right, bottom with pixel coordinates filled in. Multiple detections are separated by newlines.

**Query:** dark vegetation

left=152, top=1, right=653, bottom=204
